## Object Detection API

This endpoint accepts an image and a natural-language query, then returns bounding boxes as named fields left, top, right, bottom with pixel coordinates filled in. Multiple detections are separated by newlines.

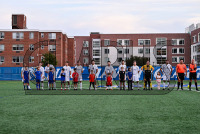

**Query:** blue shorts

left=36, top=79, right=41, bottom=83
left=61, top=80, right=65, bottom=84
left=24, top=79, right=29, bottom=83
left=49, top=80, right=54, bottom=84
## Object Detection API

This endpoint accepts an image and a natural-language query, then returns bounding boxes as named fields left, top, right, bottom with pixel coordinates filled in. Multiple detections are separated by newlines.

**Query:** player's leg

left=89, top=82, right=91, bottom=90
left=54, top=81, right=56, bottom=90
left=128, top=80, right=130, bottom=90
left=177, top=73, right=181, bottom=90
left=80, top=81, right=82, bottom=90
left=194, top=72, right=198, bottom=91
left=61, top=81, right=63, bottom=90
left=189, top=72, right=192, bottom=90
left=123, top=82, right=125, bottom=90
left=64, top=81, right=66, bottom=90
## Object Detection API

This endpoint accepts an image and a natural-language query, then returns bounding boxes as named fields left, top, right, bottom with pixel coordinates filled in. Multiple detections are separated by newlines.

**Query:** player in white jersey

left=88, top=60, right=98, bottom=88
left=160, top=60, right=172, bottom=90
left=75, top=61, right=83, bottom=90
left=131, top=61, right=140, bottom=90
left=39, top=62, right=45, bottom=90
left=21, top=63, right=31, bottom=89
left=118, top=60, right=127, bottom=90
left=63, top=61, right=71, bottom=89
left=105, top=61, right=114, bottom=78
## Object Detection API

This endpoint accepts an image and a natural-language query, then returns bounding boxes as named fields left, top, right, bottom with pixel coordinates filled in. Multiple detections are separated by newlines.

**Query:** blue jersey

left=49, top=71, right=54, bottom=81
left=35, top=71, right=42, bottom=80
left=23, top=70, right=29, bottom=80
left=61, top=72, right=65, bottom=81
left=127, top=71, right=133, bottom=79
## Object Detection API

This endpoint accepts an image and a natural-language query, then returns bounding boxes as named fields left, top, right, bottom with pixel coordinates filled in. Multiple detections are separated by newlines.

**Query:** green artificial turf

left=0, top=81, right=200, bottom=134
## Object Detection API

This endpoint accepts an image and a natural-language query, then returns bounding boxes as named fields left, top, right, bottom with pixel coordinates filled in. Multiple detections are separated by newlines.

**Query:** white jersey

left=39, top=66, right=45, bottom=76
left=89, top=64, right=98, bottom=74
left=119, top=64, right=126, bottom=72
left=63, top=65, right=71, bottom=76
left=45, top=66, right=50, bottom=73
left=161, top=64, right=172, bottom=75
left=105, top=65, right=114, bottom=74
left=75, top=65, right=83, bottom=75
left=131, top=65, right=140, bottom=75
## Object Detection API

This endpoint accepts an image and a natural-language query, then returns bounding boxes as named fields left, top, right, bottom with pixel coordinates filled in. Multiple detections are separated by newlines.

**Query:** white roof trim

left=0, top=29, right=39, bottom=32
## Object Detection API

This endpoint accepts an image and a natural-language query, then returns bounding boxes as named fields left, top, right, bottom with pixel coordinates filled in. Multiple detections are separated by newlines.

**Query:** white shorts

left=78, top=76, right=82, bottom=81
left=162, top=74, right=170, bottom=81
left=65, top=76, right=70, bottom=81
left=132, top=75, right=139, bottom=82
left=41, top=75, right=44, bottom=81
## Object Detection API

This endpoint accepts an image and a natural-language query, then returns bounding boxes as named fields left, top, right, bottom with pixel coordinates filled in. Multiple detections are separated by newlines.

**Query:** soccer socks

left=177, top=82, right=180, bottom=89
left=137, top=83, right=139, bottom=89
left=163, top=82, right=165, bottom=89
left=24, top=85, right=25, bottom=90
left=54, top=82, right=56, bottom=89
left=181, top=82, right=183, bottom=90
left=80, top=83, right=82, bottom=90
left=143, top=82, right=146, bottom=88
left=189, top=82, right=191, bottom=89
left=41, top=83, right=44, bottom=88
left=167, top=82, right=170, bottom=88
left=195, top=82, right=198, bottom=90
left=26, top=85, right=28, bottom=90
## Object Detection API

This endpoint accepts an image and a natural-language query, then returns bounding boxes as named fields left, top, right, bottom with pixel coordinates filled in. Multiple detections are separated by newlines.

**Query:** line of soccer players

left=21, top=59, right=199, bottom=91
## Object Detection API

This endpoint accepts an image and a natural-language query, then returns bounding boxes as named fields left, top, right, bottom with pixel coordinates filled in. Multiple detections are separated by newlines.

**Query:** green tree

left=42, top=52, right=58, bottom=66
left=126, top=56, right=149, bottom=66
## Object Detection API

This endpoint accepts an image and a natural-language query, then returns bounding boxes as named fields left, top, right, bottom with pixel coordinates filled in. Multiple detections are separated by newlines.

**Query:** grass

left=0, top=80, right=200, bottom=134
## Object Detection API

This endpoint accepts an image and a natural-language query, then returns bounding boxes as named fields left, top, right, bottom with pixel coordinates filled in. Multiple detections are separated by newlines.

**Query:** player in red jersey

left=106, top=73, right=112, bottom=90
left=89, top=70, right=96, bottom=90
left=72, top=68, right=79, bottom=90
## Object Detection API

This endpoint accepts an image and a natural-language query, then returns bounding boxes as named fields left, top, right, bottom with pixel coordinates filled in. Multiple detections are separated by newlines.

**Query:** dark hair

left=74, top=68, right=77, bottom=70
left=91, top=59, right=95, bottom=62
left=77, top=60, right=80, bottom=63
left=128, top=67, right=131, bottom=71
left=46, top=63, right=49, bottom=66
left=122, top=60, right=124, bottom=62
left=66, top=61, right=69, bottom=63
left=107, top=61, right=111, bottom=63
left=62, top=68, right=64, bottom=71
left=50, top=67, right=53, bottom=70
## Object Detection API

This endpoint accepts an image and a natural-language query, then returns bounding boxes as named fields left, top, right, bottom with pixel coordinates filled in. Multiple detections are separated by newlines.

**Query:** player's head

left=23, top=63, right=27, bottom=67
left=107, top=73, right=111, bottom=76
left=46, top=63, right=50, bottom=67
left=166, top=60, right=169, bottom=64
left=61, top=68, right=64, bottom=72
left=128, top=67, right=131, bottom=71
left=133, top=61, right=136, bottom=66
left=50, top=67, right=53, bottom=71
left=107, top=61, right=111, bottom=66
left=39, top=62, right=42, bottom=66
left=191, top=59, right=195, bottom=64
left=91, top=60, right=95, bottom=65
left=121, top=66, right=124, bottom=70
left=74, top=68, right=77, bottom=71
left=146, top=61, right=150, bottom=65
left=180, top=59, right=183, bottom=64
left=91, top=70, right=94, bottom=73
left=122, top=60, right=125, bottom=65
left=157, top=71, right=160, bottom=75
left=77, top=61, right=81, bottom=66
left=25, top=66, right=28, bottom=70
left=65, top=61, right=69, bottom=66
left=37, top=66, right=40, bottom=70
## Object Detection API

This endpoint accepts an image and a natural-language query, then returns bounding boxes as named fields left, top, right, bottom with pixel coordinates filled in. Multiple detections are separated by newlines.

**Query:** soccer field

left=1, top=81, right=200, bottom=134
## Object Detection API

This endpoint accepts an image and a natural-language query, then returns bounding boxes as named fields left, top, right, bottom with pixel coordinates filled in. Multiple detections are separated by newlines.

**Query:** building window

left=29, top=44, right=34, bottom=51
left=29, top=32, right=34, bottom=39
left=118, top=49, right=123, bottom=54
left=41, top=45, right=44, bottom=49
left=145, top=48, right=150, bottom=54
left=93, top=50, right=100, bottom=56
left=48, top=45, right=56, bottom=51
left=83, top=41, right=89, bottom=47
left=172, top=57, right=178, bottom=63
left=12, top=44, right=24, bottom=51
left=83, top=49, right=89, bottom=55
left=117, top=39, right=130, bottom=45
left=83, top=58, right=89, bottom=64
left=0, top=56, right=4, bottom=63
left=138, top=48, right=143, bottom=54
left=193, top=36, right=196, bottom=43
left=172, top=39, right=184, bottom=45
left=93, top=58, right=100, bottom=65
left=29, top=56, right=34, bottom=63
left=157, top=57, right=166, bottom=64
left=41, top=56, right=44, bottom=61
left=104, top=57, right=109, bottom=62
left=157, top=48, right=166, bottom=55
left=156, top=38, right=167, bottom=46
left=12, top=15, right=17, bottom=25
left=12, top=56, right=23, bottom=63
left=104, top=49, right=109, bottom=54
left=41, top=33, right=44, bottom=38
left=138, top=39, right=151, bottom=45
left=93, top=39, right=100, bottom=47
left=0, top=45, right=5, bottom=51
left=124, top=40, right=130, bottom=45
left=124, top=48, right=129, bottom=54
left=117, top=57, right=122, bottom=62
left=172, top=48, right=178, bottom=54
left=48, top=33, right=56, bottom=39
left=198, top=33, right=200, bottom=42
left=179, top=48, right=185, bottom=54
left=104, top=40, right=110, bottom=46
left=12, top=32, right=24, bottom=39
left=0, top=32, right=5, bottom=39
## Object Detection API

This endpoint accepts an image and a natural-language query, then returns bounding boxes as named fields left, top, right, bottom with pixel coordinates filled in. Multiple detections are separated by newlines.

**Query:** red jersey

left=72, top=72, right=79, bottom=82
left=106, top=76, right=112, bottom=86
left=189, top=64, right=197, bottom=73
left=89, top=74, right=95, bottom=82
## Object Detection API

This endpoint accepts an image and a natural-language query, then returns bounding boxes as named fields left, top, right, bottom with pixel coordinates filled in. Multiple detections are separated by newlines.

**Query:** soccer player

left=23, top=66, right=29, bottom=90
left=45, top=63, right=56, bottom=90
left=106, top=73, right=112, bottom=90
left=63, top=61, right=71, bottom=90
left=105, top=61, right=114, bottom=87
left=189, top=59, right=199, bottom=91
left=119, top=66, right=126, bottom=90
left=21, top=64, right=31, bottom=90
left=34, top=66, right=42, bottom=90
left=89, top=70, right=96, bottom=90
left=39, top=62, right=45, bottom=90
left=131, top=61, right=140, bottom=90
left=72, top=68, right=79, bottom=90
left=88, top=60, right=98, bottom=88
left=127, top=67, right=133, bottom=90
left=118, top=60, right=127, bottom=89
left=176, top=59, right=187, bottom=90
left=141, top=61, right=154, bottom=90
left=48, top=67, right=55, bottom=90
left=60, top=68, right=66, bottom=90
left=75, top=61, right=83, bottom=90
left=160, top=60, right=172, bottom=90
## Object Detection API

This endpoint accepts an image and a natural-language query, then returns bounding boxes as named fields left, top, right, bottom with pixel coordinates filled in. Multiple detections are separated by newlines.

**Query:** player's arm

left=119, top=74, right=121, bottom=80
left=160, top=67, right=163, bottom=75
left=96, top=68, right=98, bottom=74
left=170, top=66, right=173, bottom=75
left=185, top=65, right=187, bottom=76
left=21, top=71, right=23, bottom=78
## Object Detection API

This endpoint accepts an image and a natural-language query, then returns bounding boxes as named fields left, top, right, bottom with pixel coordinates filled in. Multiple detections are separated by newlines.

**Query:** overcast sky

left=0, top=0, right=199, bottom=36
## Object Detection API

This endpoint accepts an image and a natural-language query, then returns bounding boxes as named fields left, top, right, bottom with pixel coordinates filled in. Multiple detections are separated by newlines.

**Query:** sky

left=0, top=0, right=199, bottom=36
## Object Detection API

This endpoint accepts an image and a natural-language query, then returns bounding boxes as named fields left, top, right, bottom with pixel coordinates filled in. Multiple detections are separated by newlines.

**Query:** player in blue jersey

left=48, top=67, right=55, bottom=90
left=34, top=66, right=42, bottom=90
left=60, top=68, right=66, bottom=90
left=23, top=66, right=29, bottom=90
